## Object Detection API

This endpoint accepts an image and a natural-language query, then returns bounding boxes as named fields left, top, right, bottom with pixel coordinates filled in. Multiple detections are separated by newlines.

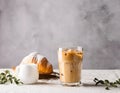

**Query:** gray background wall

left=0, top=0, right=120, bottom=69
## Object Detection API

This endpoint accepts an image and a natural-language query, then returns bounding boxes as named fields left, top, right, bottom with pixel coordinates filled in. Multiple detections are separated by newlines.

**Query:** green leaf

left=0, top=73, right=5, bottom=76
left=118, top=79, right=120, bottom=82
left=93, top=78, right=99, bottom=82
left=7, top=75, right=12, bottom=78
left=105, top=80, right=109, bottom=83
left=5, top=70, right=10, bottom=74
left=116, top=80, right=120, bottom=84
left=9, top=78, right=13, bottom=83
left=105, top=87, right=110, bottom=90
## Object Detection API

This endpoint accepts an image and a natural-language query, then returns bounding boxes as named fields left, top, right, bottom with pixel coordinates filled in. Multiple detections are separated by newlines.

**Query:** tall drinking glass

left=58, top=46, right=83, bottom=86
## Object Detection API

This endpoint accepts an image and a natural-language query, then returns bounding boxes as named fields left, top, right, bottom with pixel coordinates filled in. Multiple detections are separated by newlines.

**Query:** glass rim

left=58, top=46, right=83, bottom=51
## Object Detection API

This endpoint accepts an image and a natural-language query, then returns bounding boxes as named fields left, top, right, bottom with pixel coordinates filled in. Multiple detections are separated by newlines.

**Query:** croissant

left=20, top=52, right=53, bottom=74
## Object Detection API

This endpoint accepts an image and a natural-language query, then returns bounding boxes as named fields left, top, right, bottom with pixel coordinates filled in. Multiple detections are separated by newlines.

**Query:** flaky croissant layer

left=20, top=52, right=53, bottom=74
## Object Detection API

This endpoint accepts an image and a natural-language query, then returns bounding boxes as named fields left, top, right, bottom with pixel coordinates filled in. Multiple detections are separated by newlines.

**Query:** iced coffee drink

left=58, top=46, right=83, bottom=86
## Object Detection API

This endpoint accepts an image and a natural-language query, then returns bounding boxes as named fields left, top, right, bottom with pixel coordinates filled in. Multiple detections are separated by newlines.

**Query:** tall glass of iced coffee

left=58, top=46, right=83, bottom=86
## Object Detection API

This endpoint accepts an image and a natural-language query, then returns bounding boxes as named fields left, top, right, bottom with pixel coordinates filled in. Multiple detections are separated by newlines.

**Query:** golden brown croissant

left=20, top=52, right=53, bottom=74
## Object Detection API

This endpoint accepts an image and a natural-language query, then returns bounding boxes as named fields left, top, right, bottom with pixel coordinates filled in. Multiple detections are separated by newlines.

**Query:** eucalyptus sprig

left=0, top=70, right=23, bottom=85
left=94, top=78, right=120, bottom=90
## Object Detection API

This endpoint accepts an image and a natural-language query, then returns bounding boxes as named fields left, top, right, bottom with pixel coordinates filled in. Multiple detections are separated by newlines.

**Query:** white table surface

left=0, top=69, right=120, bottom=93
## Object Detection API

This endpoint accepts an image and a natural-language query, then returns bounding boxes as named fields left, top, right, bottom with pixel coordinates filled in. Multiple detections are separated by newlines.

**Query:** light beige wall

left=0, top=0, right=120, bottom=69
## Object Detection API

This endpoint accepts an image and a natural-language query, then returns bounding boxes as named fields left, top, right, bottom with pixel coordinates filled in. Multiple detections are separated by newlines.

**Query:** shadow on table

left=22, top=79, right=97, bottom=87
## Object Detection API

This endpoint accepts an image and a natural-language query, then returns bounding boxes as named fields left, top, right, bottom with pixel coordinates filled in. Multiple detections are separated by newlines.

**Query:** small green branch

left=94, top=78, right=120, bottom=90
left=0, top=70, right=23, bottom=85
